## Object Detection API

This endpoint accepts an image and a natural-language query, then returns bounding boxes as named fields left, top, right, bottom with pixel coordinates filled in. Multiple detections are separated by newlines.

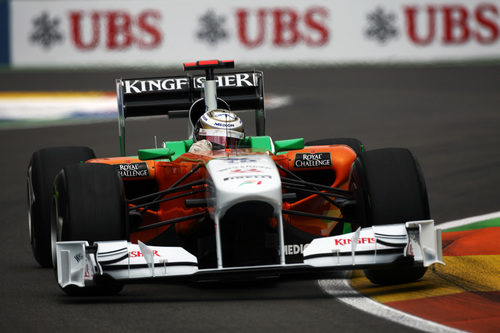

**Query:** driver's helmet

left=193, top=109, right=244, bottom=149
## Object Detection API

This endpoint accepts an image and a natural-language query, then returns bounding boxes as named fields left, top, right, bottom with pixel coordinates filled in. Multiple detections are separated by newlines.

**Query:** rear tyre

left=305, top=138, right=364, bottom=155
left=53, top=163, right=128, bottom=295
left=349, top=148, right=430, bottom=285
left=27, top=146, right=95, bottom=267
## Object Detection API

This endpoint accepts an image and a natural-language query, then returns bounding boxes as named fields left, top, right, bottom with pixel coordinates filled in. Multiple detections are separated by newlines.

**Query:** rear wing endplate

left=116, top=71, right=264, bottom=156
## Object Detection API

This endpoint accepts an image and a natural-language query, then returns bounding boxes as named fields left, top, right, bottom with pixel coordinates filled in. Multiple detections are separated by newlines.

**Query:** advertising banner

left=9, top=0, right=500, bottom=67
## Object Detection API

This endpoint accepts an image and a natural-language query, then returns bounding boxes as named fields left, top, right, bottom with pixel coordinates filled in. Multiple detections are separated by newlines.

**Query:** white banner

left=10, top=0, right=500, bottom=67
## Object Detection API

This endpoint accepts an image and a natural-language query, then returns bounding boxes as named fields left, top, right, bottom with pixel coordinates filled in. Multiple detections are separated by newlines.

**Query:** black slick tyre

left=305, top=138, right=364, bottom=155
left=27, top=146, right=95, bottom=267
left=53, top=163, right=128, bottom=296
left=350, top=148, right=430, bottom=285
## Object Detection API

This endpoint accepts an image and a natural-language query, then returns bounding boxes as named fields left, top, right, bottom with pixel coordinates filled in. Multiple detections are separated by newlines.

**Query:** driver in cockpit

left=188, top=109, right=244, bottom=153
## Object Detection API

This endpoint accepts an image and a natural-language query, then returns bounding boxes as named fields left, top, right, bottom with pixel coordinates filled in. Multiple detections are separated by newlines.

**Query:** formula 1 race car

left=27, top=60, right=443, bottom=295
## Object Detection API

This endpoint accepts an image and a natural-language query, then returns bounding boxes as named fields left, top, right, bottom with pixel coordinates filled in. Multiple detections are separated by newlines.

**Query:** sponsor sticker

left=333, top=237, right=376, bottom=246
left=406, top=228, right=420, bottom=257
left=224, top=157, right=259, bottom=164
left=238, top=180, right=262, bottom=186
left=129, top=250, right=161, bottom=258
left=230, top=168, right=262, bottom=173
left=193, top=73, right=255, bottom=89
left=212, top=112, right=237, bottom=121
left=294, top=152, right=332, bottom=168
left=84, top=264, right=91, bottom=279
left=284, top=243, right=309, bottom=255
left=198, top=128, right=244, bottom=138
left=217, top=165, right=272, bottom=172
left=116, top=162, right=150, bottom=178
left=124, top=78, right=189, bottom=94
left=123, top=73, right=255, bottom=94
left=74, top=253, right=84, bottom=263
left=213, top=122, right=236, bottom=128
left=223, top=175, right=272, bottom=181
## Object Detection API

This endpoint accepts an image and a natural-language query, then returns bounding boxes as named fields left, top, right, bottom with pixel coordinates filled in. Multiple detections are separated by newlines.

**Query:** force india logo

left=116, top=162, right=149, bottom=178
left=293, top=152, right=332, bottom=168
left=238, top=180, right=262, bottom=186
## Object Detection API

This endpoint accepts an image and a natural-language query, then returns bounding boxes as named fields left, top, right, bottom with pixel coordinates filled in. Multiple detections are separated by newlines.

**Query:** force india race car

left=27, top=60, right=443, bottom=295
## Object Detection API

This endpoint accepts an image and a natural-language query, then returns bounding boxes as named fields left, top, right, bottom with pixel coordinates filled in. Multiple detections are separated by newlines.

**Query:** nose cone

left=206, top=155, right=282, bottom=217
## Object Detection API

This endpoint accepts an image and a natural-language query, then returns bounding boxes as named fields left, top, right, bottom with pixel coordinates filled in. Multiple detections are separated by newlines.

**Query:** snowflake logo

left=365, top=7, right=398, bottom=44
left=197, top=10, right=228, bottom=45
left=30, top=12, right=63, bottom=49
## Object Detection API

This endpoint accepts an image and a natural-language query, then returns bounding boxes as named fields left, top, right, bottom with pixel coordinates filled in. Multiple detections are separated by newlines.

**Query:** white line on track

left=317, top=278, right=465, bottom=333
left=316, top=211, right=500, bottom=333
left=0, top=94, right=117, bottom=120
left=0, top=93, right=292, bottom=121
left=437, top=211, right=500, bottom=231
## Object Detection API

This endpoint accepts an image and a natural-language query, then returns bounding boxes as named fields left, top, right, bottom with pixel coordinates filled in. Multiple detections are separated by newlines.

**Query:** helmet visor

left=197, top=128, right=244, bottom=149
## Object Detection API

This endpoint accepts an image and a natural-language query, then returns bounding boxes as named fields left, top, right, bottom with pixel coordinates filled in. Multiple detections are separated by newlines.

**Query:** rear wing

left=116, top=70, right=264, bottom=156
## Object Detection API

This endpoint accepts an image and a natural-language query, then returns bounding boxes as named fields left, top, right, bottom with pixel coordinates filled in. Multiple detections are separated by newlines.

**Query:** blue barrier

left=0, top=1, right=9, bottom=66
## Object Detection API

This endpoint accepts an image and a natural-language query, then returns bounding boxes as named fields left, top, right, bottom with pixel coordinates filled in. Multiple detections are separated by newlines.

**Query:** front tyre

left=53, top=163, right=128, bottom=295
left=28, top=146, right=95, bottom=267
left=350, top=148, right=430, bottom=285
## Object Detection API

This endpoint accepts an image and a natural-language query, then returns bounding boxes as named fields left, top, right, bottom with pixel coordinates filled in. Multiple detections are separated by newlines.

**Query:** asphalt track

left=0, top=64, right=499, bottom=332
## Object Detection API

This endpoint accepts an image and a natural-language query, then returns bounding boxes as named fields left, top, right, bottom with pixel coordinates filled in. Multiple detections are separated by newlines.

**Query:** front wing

left=56, top=220, right=443, bottom=289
